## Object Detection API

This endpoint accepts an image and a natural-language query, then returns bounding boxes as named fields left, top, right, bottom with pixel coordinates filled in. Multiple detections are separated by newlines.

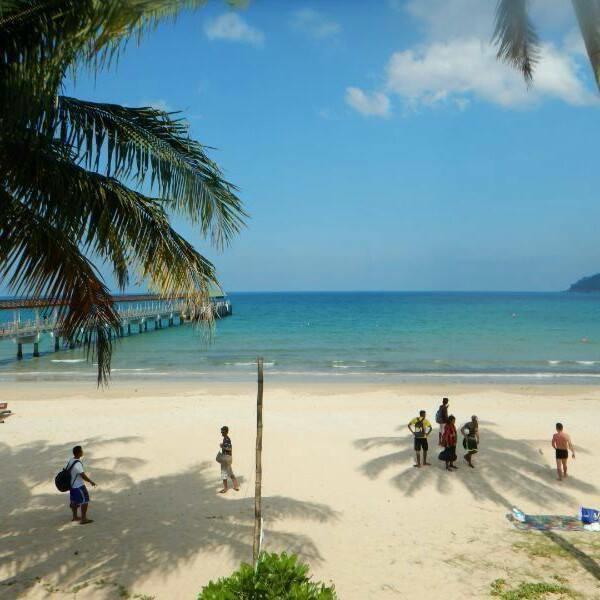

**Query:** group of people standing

left=407, top=399, right=577, bottom=480
left=408, top=397, right=479, bottom=471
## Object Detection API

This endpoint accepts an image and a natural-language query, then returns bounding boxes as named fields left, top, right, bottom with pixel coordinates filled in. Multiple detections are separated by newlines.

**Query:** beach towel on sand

left=506, top=513, right=589, bottom=532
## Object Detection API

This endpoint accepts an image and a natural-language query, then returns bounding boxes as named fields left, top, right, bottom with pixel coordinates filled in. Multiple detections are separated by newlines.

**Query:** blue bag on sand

left=579, top=507, right=600, bottom=524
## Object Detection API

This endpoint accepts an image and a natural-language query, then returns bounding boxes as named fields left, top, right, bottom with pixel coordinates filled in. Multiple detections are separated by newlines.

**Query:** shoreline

left=3, top=369, right=600, bottom=392
left=4, top=377, right=600, bottom=401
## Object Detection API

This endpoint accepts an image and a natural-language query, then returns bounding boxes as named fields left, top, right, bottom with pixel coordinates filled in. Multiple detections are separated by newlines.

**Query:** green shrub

left=198, top=552, right=337, bottom=600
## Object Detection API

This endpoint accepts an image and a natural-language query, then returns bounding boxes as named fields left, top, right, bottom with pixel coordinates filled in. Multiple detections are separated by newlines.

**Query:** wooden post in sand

left=253, top=357, right=264, bottom=566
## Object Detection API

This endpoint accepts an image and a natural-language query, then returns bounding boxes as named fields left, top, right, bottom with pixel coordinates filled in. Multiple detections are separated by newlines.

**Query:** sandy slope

left=1, top=381, right=599, bottom=599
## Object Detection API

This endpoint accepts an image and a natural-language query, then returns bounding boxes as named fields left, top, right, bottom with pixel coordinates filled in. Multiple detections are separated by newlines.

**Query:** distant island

left=569, top=273, right=600, bottom=292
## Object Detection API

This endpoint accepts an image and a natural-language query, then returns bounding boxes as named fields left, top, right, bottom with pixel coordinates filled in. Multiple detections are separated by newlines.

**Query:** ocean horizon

left=1, top=291, right=600, bottom=384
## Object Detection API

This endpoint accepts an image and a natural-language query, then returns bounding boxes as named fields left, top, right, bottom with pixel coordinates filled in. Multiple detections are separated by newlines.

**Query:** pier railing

left=0, top=297, right=232, bottom=357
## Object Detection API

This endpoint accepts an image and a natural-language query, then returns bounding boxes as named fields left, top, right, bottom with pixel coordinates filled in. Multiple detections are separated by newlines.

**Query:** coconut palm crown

left=0, top=1, right=246, bottom=383
left=493, top=0, right=600, bottom=90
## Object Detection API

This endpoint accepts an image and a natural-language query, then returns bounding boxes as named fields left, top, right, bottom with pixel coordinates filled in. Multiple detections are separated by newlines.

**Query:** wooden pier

left=0, top=294, right=232, bottom=360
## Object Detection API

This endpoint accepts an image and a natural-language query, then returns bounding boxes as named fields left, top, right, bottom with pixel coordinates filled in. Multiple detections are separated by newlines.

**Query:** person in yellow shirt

left=408, top=410, right=433, bottom=468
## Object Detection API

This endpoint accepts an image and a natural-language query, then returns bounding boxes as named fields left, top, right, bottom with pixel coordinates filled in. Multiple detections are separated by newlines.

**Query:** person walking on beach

left=435, top=397, right=449, bottom=445
left=552, top=423, right=575, bottom=481
left=461, top=415, right=479, bottom=468
left=439, top=415, right=458, bottom=471
left=218, top=426, right=240, bottom=493
left=66, top=445, right=96, bottom=524
left=408, top=410, right=432, bottom=468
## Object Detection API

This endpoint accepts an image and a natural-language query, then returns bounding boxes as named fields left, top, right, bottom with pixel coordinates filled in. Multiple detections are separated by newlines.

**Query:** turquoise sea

left=1, top=292, right=600, bottom=383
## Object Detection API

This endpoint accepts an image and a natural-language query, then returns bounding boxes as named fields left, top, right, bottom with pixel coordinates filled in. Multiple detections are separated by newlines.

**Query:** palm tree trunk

left=572, top=0, right=600, bottom=90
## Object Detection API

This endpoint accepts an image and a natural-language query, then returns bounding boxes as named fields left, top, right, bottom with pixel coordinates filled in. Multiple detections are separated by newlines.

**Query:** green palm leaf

left=56, top=97, right=246, bottom=247
left=4, top=132, right=219, bottom=310
left=0, top=192, right=120, bottom=384
left=493, top=0, right=539, bottom=84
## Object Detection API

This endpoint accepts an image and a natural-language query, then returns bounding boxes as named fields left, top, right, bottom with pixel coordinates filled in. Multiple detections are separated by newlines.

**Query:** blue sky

left=65, top=0, right=600, bottom=292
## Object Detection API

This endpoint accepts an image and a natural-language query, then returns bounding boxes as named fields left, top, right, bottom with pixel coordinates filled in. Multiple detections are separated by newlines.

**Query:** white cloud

left=345, top=87, right=391, bottom=117
left=348, top=0, right=596, bottom=115
left=384, top=38, right=595, bottom=109
left=404, top=0, right=493, bottom=40
left=204, top=13, right=264, bottom=46
left=563, top=27, right=587, bottom=57
left=140, top=99, right=172, bottom=112
left=291, top=9, right=341, bottom=39
left=316, top=108, right=333, bottom=119
left=403, top=0, right=575, bottom=41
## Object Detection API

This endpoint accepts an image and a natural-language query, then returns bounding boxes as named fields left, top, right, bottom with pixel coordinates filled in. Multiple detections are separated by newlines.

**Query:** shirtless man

left=551, top=423, right=575, bottom=481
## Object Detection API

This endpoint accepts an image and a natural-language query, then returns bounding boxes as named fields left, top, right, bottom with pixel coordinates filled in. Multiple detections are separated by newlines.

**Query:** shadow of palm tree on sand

left=354, top=422, right=600, bottom=586
left=0, top=438, right=338, bottom=598
left=354, top=426, right=597, bottom=509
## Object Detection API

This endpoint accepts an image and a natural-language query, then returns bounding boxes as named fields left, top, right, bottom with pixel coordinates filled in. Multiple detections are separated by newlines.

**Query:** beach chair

left=0, top=402, right=12, bottom=423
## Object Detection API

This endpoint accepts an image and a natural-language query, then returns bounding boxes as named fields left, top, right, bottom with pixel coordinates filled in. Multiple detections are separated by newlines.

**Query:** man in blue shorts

left=66, top=445, right=97, bottom=524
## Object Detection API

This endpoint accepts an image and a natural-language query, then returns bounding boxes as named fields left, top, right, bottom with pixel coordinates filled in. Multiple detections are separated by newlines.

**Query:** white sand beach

left=1, top=381, right=599, bottom=599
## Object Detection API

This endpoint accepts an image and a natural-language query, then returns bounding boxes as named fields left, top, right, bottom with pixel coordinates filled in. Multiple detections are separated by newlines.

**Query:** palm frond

left=3, top=132, right=218, bottom=308
left=572, top=0, right=600, bottom=91
left=0, top=190, right=120, bottom=384
left=0, top=1, right=207, bottom=50
left=56, top=96, right=246, bottom=247
left=0, top=1, right=208, bottom=125
left=493, top=0, right=539, bottom=84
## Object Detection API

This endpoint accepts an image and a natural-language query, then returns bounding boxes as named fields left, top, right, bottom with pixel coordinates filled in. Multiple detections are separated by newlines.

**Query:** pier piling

left=17, top=343, right=23, bottom=359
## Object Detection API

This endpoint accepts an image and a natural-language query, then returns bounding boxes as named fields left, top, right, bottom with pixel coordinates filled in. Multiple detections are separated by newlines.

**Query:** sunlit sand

left=1, top=381, right=599, bottom=598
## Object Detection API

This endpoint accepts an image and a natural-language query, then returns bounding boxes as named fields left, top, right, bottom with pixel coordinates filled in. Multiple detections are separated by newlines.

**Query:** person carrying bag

left=439, top=415, right=458, bottom=471
left=217, top=425, right=239, bottom=494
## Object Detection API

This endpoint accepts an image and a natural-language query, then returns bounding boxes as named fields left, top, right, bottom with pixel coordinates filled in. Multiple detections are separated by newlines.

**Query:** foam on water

left=51, top=359, right=86, bottom=364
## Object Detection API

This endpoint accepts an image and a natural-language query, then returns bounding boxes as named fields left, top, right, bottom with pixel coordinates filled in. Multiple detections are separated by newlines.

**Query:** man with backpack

left=64, top=445, right=97, bottom=524
left=435, top=397, right=449, bottom=445
left=408, top=410, right=433, bottom=468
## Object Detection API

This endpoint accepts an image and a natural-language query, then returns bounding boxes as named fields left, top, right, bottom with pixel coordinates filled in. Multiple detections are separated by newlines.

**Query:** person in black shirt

left=219, top=426, right=239, bottom=493
left=436, top=397, right=449, bottom=445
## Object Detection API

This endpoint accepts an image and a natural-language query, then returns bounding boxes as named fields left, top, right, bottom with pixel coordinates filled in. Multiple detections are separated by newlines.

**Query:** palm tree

left=0, top=1, right=246, bottom=383
left=493, top=0, right=600, bottom=90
